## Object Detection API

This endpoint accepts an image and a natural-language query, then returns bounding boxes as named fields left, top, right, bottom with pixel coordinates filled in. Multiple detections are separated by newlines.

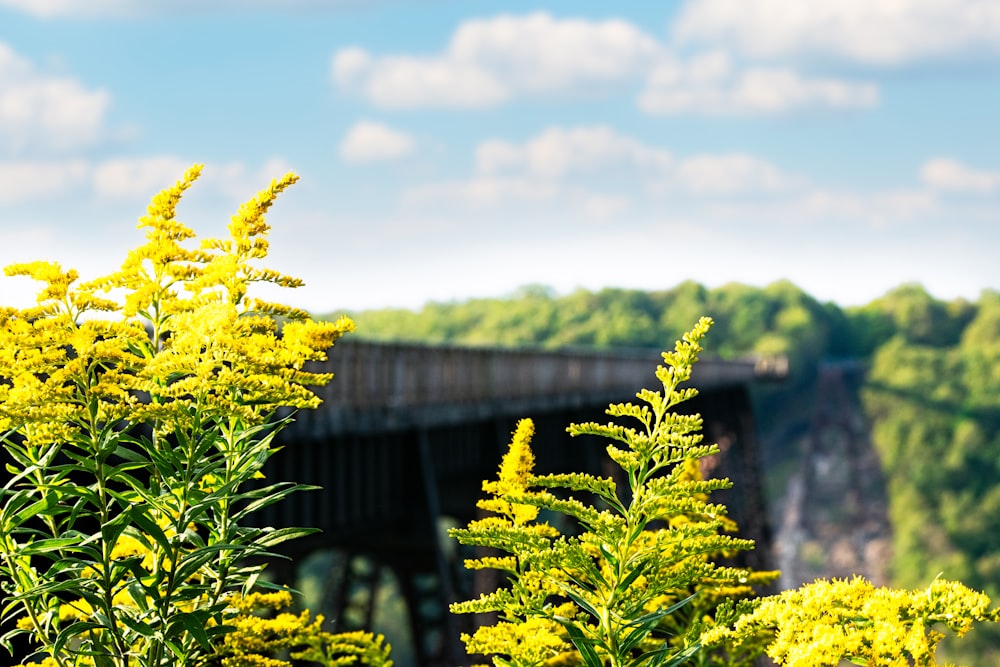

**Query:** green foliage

left=861, top=296, right=1000, bottom=664
left=345, top=280, right=837, bottom=362
left=854, top=283, right=976, bottom=349
left=450, top=319, right=777, bottom=667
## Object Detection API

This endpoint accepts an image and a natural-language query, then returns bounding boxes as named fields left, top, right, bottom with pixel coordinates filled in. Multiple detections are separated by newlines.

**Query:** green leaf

left=118, top=611, right=155, bottom=638
left=18, top=537, right=81, bottom=556
left=173, top=544, right=241, bottom=582
left=126, top=579, right=151, bottom=613
left=124, top=506, right=172, bottom=556
left=254, top=526, right=318, bottom=549
left=53, top=620, right=105, bottom=655
left=623, top=594, right=696, bottom=630
left=229, top=482, right=317, bottom=521
left=553, top=580, right=602, bottom=621
left=112, top=444, right=151, bottom=464
left=12, top=498, right=50, bottom=525
left=177, top=611, right=213, bottom=651
left=93, top=652, right=116, bottom=667
left=617, top=596, right=696, bottom=657
left=563, top=621, right=604, bottom=667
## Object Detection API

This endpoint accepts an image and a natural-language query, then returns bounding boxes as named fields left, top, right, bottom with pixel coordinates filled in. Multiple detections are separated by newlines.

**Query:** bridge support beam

left=416, top=428, right=465, bottom=667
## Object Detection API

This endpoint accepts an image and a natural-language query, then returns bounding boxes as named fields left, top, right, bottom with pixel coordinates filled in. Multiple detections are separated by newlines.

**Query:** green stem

left=93, top=429, right=133, bottom=664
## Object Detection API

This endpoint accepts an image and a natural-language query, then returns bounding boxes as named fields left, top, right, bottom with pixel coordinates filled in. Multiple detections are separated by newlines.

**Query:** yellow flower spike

left=189, top=171, right=302, bottom=310
left=498, top=419, right=536, bottom=490
left=59, top=598, right=95, bottom=622
left=5, top=261, right=80, bottom=308
left=83, top=163, right=210, bottom=321
left=145, top=163, right=203, bottom=224
left=110, top=534, right=148, bottom=561
left=481, top=418, right=540, bottom=526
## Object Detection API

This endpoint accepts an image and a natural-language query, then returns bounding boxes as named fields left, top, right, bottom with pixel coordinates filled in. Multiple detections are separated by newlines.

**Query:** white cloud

left=705, top=187, right=939, bottom=227
left=331, top=48, right=372, bottom=89
left=93, top=156, right=193, bottom=199
left=400, top=176, right=635, bottom=224
left=0, top=160, right=89, bottom=203
left=0, top=43, right=111, bottom=154
left=921, top=158, right=1000, bottom=194
left=331, top=12, right=661, bottom=108
left=186, top=157, right=297, bottom=201
left=473, top=126, right=799, bottom=197
left=340, top=121, right=416, bottom=163
left=0, top=156, right=293, bottom=205
left=0, top=0, right=344, bottom=18
left=638, top=51, right=879, bottom=115
left=403, top=178, right=561, bottom=208
left=448, top=13, right=660, bottom=89
left=672, top=0, right=1000, bottom=66
left=579, top=193, right=631, bottom=219
left=0, top=0, right=138, bottom=18
left=871, top=189, right=939, bottom=219
left=675, top=154, right=800, bottom=195
left=335, top=53, right=509, bottom=108
left=330, top=12, right=883, bottom=116
left=476, top=126, right=672, bottom=179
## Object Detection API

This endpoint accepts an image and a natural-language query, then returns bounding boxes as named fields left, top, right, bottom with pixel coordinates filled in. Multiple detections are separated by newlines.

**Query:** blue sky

left=1, top=0, right=998, bottom=313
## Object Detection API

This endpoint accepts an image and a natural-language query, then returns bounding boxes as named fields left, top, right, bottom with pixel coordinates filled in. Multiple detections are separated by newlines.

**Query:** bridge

left=256, top=340, right=784, bottom=667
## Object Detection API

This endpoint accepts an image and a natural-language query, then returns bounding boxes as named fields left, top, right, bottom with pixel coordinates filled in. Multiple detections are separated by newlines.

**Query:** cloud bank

left=672, top=0, right=1000, bottom=65
left=0, top=43, right=111, bottom=154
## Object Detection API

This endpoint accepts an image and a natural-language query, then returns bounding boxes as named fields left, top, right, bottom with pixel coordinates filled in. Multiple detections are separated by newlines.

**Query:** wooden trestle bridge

left=255, top=340, right=785, bottom=667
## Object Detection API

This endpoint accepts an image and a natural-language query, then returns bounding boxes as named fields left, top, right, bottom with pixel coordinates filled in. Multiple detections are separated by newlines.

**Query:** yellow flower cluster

left=462, top=615, right=574, bottom=667
left=479, top=419, right=542, bottom=526
left=0, top=166, right=361, bottom=667
left=17, top=588, right=392, bottom=667
left=702, top=576, right=1000, bottom=666
left=0, top=164, right=353, bottom=445
left=220, top=591, right=393, bottom=667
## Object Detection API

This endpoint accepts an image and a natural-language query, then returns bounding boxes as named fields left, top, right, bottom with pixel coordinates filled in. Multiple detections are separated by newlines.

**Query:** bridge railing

left=286, top=340, right=783, bottom=437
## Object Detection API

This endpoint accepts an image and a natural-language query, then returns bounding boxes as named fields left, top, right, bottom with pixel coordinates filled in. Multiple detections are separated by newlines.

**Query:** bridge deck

left=288, top=340, right=784, bottom=437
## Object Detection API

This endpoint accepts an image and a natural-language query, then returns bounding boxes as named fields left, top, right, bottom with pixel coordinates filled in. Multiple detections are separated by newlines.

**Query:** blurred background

left=1, top=1, right=998, bottom=665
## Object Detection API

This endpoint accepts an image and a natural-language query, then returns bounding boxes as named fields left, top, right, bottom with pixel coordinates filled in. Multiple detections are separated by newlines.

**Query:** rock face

left=772, top=363, right=892, bottom=589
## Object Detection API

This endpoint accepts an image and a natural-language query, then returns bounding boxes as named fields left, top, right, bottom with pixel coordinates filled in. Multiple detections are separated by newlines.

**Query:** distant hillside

left=341, top=279, right=979, bottom=357
left=344, top=280, right=846, bottom=358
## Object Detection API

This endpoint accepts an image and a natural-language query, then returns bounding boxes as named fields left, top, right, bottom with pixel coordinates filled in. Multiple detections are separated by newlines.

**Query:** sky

left=0, top=0, right=998, bottom=314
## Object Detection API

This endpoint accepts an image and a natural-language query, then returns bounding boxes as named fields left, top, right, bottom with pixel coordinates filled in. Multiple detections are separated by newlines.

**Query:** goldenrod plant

left=450, top=318, right=775, bottom=667
left=17, top=589, right=393, bottom=667
left=452, top=318, right=999, bottom=667
left=0, top=166, right=368, bottom=666
left=198, top=591, right=391, bottom=667
left=703, top=576, right=998, bottom=666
